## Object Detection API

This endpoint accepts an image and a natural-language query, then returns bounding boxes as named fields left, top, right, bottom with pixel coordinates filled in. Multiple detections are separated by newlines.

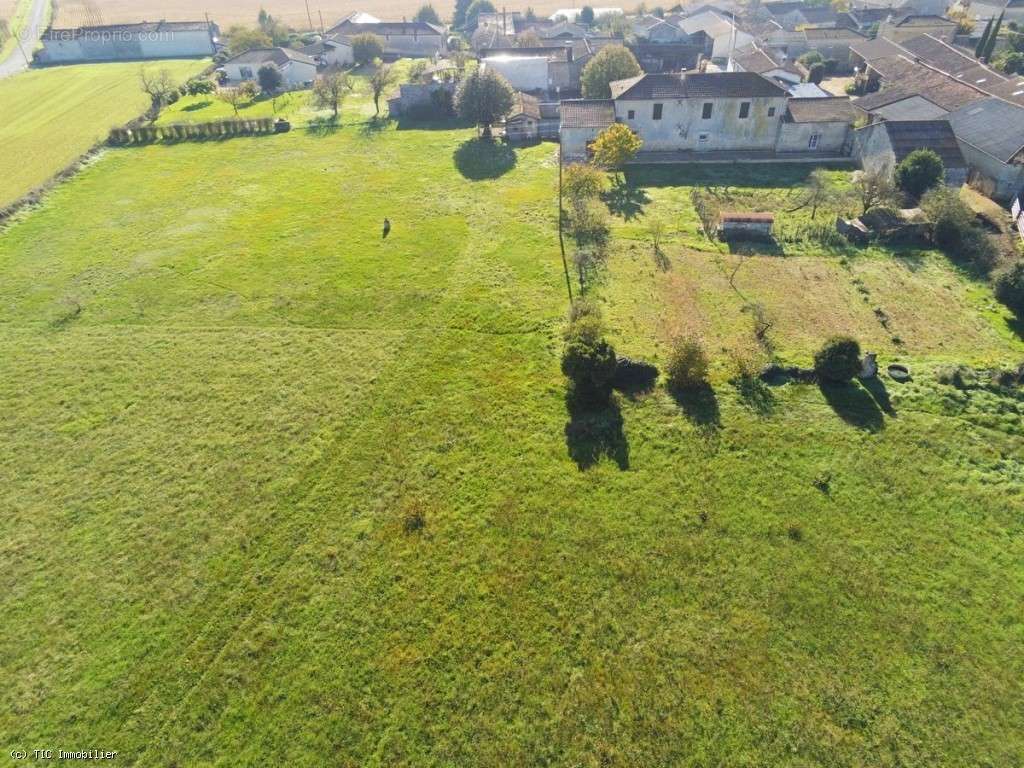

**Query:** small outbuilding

left=718, top=211, right=774, bottom=239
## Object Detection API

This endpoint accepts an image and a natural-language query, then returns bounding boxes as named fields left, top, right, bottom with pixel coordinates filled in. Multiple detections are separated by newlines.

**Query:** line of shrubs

left=108, top=118, right=277, bottom=145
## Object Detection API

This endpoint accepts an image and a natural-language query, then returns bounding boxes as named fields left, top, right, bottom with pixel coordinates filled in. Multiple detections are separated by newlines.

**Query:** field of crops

left=0, top=58, right=207, bottom=208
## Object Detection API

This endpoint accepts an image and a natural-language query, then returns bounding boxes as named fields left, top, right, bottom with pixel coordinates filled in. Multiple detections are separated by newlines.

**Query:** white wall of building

left=615, top=95, right=788, bottom=151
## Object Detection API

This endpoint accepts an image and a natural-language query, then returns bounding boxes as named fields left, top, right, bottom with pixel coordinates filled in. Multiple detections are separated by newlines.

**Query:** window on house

left=698, top=133, right=709, bottom=144
left=652, top=103, right=663, bottom=120
left=808, top=133, right=820, bottom=150
left=768, top=106, right=776, bottom=117
left=240, top=66, right=254, bottom=79
left=627, top=109, right=635, bottom=120
left=702, top=102, right=713, bottom=119
left=739, top=101, right=750, bottom=119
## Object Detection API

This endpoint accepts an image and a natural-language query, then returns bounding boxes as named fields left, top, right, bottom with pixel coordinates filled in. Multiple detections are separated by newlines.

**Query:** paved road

left=0, top=0, right=50, bottom=79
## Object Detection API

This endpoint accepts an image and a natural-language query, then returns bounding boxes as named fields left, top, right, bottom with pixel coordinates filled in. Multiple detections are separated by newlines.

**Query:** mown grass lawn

left=0, top=58, right=208, bottom=207
left=0, top=85, right=1022, bottom=766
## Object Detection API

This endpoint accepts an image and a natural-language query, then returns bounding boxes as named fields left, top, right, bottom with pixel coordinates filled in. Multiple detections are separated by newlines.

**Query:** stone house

left=728, top=43, right=803, bottom=86
left=609, top=72, right=790, bottom=152
left=326, top=19, right=446, bottom=58
left=37, top=20, right=216, bottom=64
left=678, top=10, right=754, bottom=60
left=778, top=97, right=858, bottom=154
left=296, top=35, right=354, bottom=68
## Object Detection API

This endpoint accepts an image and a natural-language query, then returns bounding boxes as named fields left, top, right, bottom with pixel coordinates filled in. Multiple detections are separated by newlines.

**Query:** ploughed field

left=1, top=83, right=1022, bottom=766
left=54, top=0, right=571, bottom=29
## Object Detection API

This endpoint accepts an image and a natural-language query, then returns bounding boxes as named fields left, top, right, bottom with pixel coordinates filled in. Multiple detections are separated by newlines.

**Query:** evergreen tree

left=976, top=17, right=993, bottom=58
left=983, top=12, right=1004, bottom=60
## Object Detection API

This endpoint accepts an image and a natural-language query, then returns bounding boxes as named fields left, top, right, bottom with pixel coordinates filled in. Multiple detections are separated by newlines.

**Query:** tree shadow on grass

left=669, top=383, right=721, bottom=437
left=359, top=115, right=391, bottom=137
left=861, top=375, right=896, bottom=416
left=453, top=138, right=516, bottom=180
left=820, top=381, right=885, bottom=432
left=564, top=390, right=629, bottom=470
left=182, top=100, right=213, bottom=112
left=652, top=245, right=671, bottom=271
left=726, top=237, right=785, bottom=257
left=306, top=115, right=342, bottom=137
left=602, top=176, right=650, bottom=220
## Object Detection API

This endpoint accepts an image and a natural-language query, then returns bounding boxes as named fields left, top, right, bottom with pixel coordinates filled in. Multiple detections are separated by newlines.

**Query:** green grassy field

left=1, top=81, right=1022, bottom=765
left=0, top=58, right=207, bottom=207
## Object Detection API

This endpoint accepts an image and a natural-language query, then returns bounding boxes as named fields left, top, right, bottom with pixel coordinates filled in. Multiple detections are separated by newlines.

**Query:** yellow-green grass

left=0, top=58, right=207, bottom=207
left=0, top=0, right=35, bottom=61
left=1, top=85, right=1023, bottom=765
left=157, top=62, right=413, bottom=127
left=601, top=165, right=1024, bottom=368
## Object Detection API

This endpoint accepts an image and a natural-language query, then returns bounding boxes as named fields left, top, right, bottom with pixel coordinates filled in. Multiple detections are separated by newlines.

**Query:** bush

left=994, top=261, right=1024, bottom=316
left=258, top=64, right=283, bottom=94
left=665, top=337, right=709, bottom=392
left=807, top=62, right=825, bottom=84
left=562, top=323, right=618, bottom=406
left=352, top=33, right=384, bottom=64
left=896, top=149, right=944, bottom=199
left=814, top=336, right=861, bottom=383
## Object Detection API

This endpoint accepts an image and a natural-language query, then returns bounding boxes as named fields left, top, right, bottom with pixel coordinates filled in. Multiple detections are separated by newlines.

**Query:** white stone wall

left=956, top=141, right=1024, bottom=201
left=615, top=95, right=788, bottom=152
left=39, top=29, right=212, bottom=63
left=777, top=121, right=850, bottom=154
left=481, top=57, right=550, bottom=92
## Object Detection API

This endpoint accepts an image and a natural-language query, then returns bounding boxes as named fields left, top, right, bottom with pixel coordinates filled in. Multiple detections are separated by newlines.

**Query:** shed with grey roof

left=947, top=98, right=1024, bottom=199
left=853, top=119, right=968, bottom=187
left=560, top=99, right=617, bottom=160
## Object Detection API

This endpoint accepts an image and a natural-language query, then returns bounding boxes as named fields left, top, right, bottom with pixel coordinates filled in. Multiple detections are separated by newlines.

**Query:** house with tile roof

left=326, top=18, right=446, bottom=58
left=608, top=72, right=791, bottom=152
left=222, top=48, right=317, bottom=87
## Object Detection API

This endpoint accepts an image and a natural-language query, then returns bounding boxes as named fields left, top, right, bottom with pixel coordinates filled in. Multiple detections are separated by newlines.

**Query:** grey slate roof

left=609, top=72, right=788, bottom=100
left=785, top=96, right=858, bottom=123
left=223, top=47, right=316, bottom=67
left=43, top=19, right=211, bottom=39
left=730, top=43, right=800, bottom=75
left=878, top=119, right=967, bottom=168
left=947, top=98, right=1024, bottom=163
left=560, top=99, right=615, bottom=128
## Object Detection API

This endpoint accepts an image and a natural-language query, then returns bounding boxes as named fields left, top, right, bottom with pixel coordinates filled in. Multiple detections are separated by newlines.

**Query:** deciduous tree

left=352, top=33, right=384, bottom=65
left=413, top=3, right=441, bottom=24
left=140, top=68, right=177, bottom=113
left=456, top=68, right=515, bottom=137
left=369, top=61, right=397, bottom=115
left=581, top=44, right=641, bottom=98
left=591, top=123, right=643, bottom=172
left=313, top=69, right=351, bottom=119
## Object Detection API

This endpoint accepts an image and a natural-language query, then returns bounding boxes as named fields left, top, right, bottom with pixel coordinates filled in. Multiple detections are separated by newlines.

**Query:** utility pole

left=305, top=0, right=315, bottom=32
left=318, top=10, right=326, bottom=37
left=557, top=141, right=574, bottom=304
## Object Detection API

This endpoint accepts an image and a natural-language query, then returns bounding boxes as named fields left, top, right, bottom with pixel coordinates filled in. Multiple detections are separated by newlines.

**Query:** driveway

left=0, top=0, right=50, bottom=79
